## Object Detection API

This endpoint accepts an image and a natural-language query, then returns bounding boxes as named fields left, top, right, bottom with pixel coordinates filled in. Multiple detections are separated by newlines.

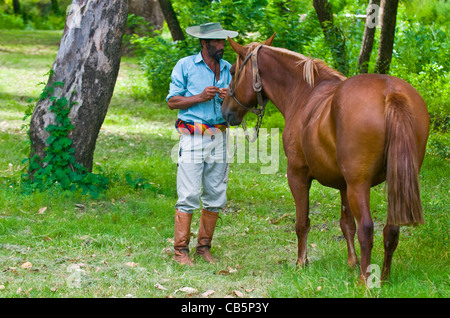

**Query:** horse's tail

left=384, top=92, right=424, bottom=226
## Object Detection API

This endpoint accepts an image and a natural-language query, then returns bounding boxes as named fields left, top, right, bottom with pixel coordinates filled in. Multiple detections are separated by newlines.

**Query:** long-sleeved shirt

left=166, top=52, right=232, bottom=125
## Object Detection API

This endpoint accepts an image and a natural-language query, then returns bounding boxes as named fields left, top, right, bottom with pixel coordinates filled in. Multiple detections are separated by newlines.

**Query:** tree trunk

left=158, top=0, right=185, bottom=41
left=313, top=0, right=348, bottom=76
left=357, top=0, right=381, bottom=73
left=126, top=0, right=164, bottom=36
left=12, top=0, right=20, bottom=14
left=29, top=0, right=128, bottom=172
left=51, top=0, right=60, bottom=15
left=374, top=0, right=399, bottom=74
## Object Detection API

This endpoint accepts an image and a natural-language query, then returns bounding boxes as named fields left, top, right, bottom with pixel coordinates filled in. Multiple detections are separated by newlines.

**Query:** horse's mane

left=247, top=43, right=346, bottom=87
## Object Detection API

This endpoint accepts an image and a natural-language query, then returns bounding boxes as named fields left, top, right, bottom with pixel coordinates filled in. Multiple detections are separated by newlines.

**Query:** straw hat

left=186, top=22, right=238, bottom=39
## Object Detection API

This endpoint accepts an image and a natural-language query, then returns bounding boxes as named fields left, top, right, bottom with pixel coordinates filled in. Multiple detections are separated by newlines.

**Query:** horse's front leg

left=287, top=166, right=312, bottom=266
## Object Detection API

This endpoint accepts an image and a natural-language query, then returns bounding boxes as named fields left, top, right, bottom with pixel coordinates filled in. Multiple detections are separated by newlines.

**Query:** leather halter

left=228, top=44, right=269, bottom=116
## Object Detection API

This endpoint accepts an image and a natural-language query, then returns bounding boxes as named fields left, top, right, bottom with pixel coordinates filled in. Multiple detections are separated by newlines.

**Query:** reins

left=228, top=44, right=269, bottom=142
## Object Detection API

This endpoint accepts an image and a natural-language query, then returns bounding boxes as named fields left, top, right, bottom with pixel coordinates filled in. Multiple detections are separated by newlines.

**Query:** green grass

left=0, top=29, right=448, bottom=298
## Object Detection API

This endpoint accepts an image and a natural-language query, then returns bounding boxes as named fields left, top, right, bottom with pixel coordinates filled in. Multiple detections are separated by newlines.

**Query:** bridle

left=228, top=44, right=269, bottom=141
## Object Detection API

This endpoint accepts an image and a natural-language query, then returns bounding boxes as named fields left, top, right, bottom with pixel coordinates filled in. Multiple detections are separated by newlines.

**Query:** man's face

left=205, top=39, right=225, bottom=61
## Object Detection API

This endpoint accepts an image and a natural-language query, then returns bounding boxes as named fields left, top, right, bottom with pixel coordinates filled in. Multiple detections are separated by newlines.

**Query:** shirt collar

left=195, top=52, right=227, bottom=71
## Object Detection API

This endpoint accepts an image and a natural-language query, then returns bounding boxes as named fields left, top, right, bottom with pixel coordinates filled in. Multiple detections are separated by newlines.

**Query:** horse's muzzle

left=221, top=107, right=242, bottom=126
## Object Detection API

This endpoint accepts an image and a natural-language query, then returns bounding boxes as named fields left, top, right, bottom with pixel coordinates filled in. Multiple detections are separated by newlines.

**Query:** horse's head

left=221, top=34, right=275, bottom=126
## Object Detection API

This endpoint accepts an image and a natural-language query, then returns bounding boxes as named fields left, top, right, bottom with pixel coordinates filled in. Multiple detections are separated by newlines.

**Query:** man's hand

left=199, top=86, right=220, bottom=102
left=218, top=87, right=228, bottom=100
left=168, top=86, right=228, bottom=110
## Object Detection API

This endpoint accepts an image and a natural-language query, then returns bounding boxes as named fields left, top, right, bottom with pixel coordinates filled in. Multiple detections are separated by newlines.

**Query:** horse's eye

left=230, top=65, right=236, bottom=76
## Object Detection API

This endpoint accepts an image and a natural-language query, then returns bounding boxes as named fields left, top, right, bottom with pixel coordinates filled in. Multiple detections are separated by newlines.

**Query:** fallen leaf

left=232, top=290, right=244, bottom=298
left=175, top=287, right=198, bottom=294
left=0, top=285, right=5, bottom=290
left=270, top=212, right=294, bottom=224
left=162, top=247, right=172, bottom=255
left=217, top=266, right=238, bottom=276
left=227, top=266, right=238, bottom=273
left=317, top=286, right=322, bottom=291
left=201, top=289, right=215, bottom=298
left=38, top=207, right=47, bottom=214
left=20, top=262, right=32, bottom=269
left=310, top=243, right=317, bottom=249
left=154, top=283, right=167, bottom=290
left=125, top=262, right=138, bottom=267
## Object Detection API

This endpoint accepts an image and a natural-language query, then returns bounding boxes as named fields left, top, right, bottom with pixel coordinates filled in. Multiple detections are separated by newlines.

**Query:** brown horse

left=221, top=35, right=430, bottom=283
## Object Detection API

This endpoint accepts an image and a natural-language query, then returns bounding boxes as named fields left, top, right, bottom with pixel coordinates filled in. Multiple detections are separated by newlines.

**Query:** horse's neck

left=260, top=48, right=342, bottom=119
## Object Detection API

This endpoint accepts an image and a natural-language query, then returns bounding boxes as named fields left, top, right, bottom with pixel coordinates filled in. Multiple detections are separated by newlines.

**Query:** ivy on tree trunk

left=29, top=0, right=128, bottom=173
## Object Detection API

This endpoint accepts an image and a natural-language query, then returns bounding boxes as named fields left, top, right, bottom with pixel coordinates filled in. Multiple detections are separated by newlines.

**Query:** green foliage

left=390, top=17, right=449, bottom=132
left=0, top=12, right=26, bottom=29
left=427, top=132, right=450, bottom=159
left=131, top=33, right=199, bottom=101
left=0, top=0, right=69, bottom=30
left=22, top=80, right=109, bottom=198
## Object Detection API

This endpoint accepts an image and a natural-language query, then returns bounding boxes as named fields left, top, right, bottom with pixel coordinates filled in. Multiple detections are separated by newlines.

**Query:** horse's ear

left=263, top=33, right=276, bottom=46
left=228, top=37, right=247, bottom=58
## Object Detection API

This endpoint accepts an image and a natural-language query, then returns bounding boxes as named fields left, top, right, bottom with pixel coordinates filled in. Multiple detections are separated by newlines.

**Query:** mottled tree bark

left=29, top=0, right=128, bottom=172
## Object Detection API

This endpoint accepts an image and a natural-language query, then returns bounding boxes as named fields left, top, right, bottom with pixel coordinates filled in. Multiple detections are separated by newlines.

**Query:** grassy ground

left=0, top=30, right=448, bottom=298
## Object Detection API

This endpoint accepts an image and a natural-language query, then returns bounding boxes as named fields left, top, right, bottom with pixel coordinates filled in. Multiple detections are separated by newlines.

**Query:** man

left=166, top=22, right=238, bottom=266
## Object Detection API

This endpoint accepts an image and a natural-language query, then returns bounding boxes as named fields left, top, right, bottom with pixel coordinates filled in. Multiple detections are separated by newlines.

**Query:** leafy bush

left=427, top=132, right=450, bottom=159
left=0, top=12, right=25, bottom=29
left=131, top=33, right=199, bottom=102
left=391, top=19, right=449, bottom=132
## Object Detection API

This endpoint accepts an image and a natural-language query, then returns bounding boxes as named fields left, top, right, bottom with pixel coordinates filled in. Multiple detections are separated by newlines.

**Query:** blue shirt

left=166, top=52, right=232, bottom=125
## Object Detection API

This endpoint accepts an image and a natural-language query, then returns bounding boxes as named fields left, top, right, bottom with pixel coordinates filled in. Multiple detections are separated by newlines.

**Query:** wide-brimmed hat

left=186, top=22, right=238, bottom=39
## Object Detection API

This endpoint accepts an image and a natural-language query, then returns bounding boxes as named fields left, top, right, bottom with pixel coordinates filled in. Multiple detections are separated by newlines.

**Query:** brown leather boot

left=195, top=209, right=219, bottom=263
left=173, top=210, right=194, bottom=266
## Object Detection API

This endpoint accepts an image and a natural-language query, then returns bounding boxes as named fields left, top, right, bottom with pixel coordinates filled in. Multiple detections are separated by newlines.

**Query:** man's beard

left=207, top=43, right=224, bottom=61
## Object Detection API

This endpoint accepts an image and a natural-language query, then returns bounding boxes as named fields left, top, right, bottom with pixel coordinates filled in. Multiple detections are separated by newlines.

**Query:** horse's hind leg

left=339, top=190, right=359, bottom=267
left=381, top=224, right=400, bottom=281
left=346, top=184, right=374, bottom=282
